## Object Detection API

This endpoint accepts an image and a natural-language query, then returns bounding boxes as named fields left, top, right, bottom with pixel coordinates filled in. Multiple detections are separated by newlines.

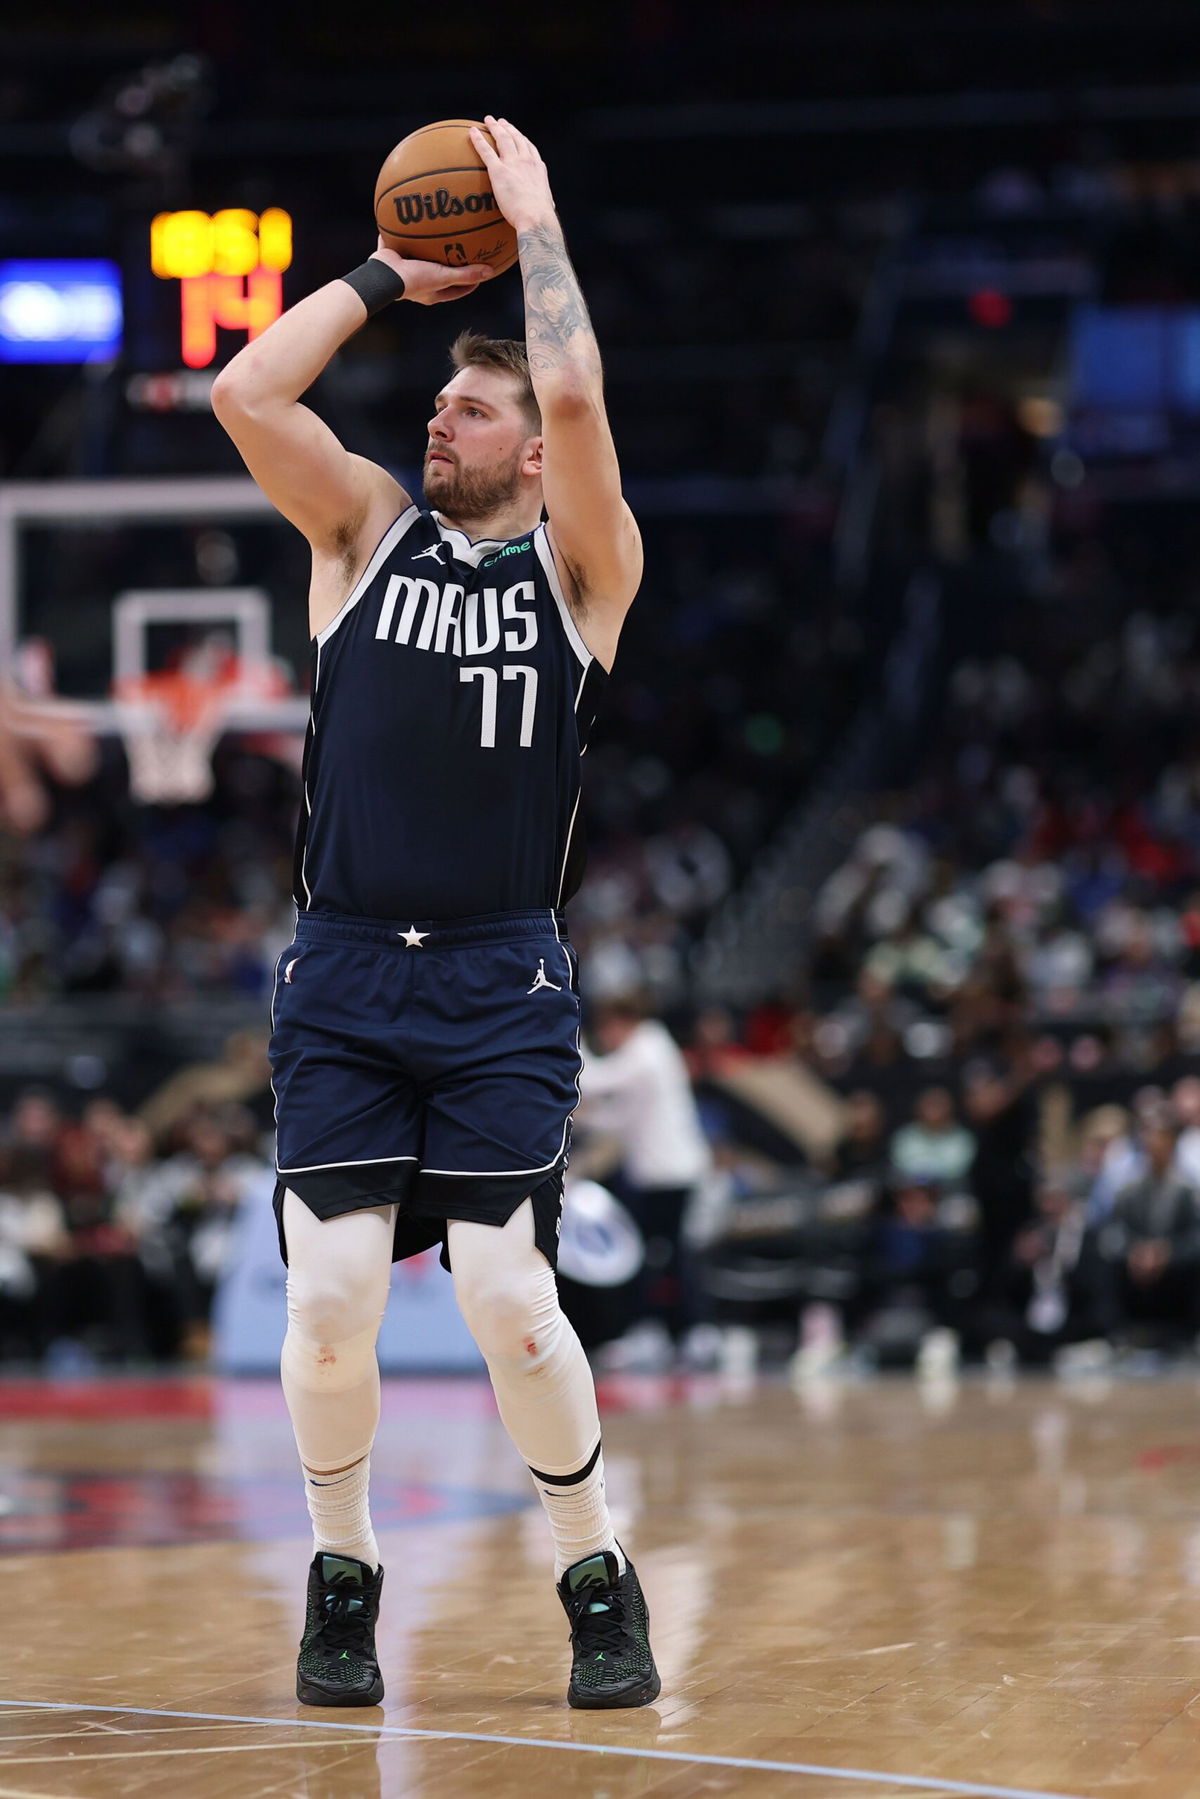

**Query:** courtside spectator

left=889, top=1087, right=976, bottom=1187
left=969, top=1172, right=1111, bottom=1368
left=1099, top=1108, right=1200, bottom=1348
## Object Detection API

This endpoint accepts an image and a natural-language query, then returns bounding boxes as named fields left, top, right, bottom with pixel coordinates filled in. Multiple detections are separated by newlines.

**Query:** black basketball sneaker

left=557, top=1549, right=661, bottom=1709
left=296, top=1553, right=385, bottom=1706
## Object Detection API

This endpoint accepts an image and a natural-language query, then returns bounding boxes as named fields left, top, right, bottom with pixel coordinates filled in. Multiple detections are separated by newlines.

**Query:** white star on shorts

left=399, top=926, right=428, bottom=947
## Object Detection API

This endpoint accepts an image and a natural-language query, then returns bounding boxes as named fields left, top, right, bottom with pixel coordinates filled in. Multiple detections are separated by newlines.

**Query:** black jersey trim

left=534, top=525, right=593, bottom=669
left=314, top=505, right=420, bottom=648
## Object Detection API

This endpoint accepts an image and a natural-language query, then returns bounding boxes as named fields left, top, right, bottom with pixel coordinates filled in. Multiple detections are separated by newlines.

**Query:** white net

left=0, top=484, right=308, bottom=802
left=114, top=697, right=224, bottom=805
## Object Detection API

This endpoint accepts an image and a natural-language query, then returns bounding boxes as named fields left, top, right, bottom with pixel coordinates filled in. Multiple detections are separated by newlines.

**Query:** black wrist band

left=339, top=260, right=406, bottom=316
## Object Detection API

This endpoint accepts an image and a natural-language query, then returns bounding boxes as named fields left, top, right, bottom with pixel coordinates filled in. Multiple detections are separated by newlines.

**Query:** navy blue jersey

left=293, top=507, right=607, bottom=919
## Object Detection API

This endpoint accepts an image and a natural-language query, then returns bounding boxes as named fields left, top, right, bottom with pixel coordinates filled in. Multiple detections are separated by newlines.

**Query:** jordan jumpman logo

left=527, top=958, right=563, bottom=994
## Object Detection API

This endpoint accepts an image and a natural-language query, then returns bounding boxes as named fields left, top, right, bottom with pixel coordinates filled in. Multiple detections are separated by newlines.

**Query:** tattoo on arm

left=517, top=221, right=602, bottom=382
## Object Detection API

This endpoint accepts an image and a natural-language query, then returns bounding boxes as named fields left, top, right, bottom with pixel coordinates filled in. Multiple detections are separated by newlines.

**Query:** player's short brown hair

left=450, top=331, right=541, bottom=433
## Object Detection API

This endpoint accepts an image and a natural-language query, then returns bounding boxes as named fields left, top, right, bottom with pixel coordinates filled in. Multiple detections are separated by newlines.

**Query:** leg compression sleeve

left=280, top=1190, right=396, bottom=1567
left=448, top=1199, right=622, bottom=1576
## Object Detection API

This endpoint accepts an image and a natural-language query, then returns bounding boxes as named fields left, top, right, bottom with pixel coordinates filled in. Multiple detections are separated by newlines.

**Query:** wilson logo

left=392, top=189, right=497, bottom=226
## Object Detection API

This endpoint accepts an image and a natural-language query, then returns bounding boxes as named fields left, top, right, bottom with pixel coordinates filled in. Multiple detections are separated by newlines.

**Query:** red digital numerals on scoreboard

left=150, top=208, right=292, bottom=369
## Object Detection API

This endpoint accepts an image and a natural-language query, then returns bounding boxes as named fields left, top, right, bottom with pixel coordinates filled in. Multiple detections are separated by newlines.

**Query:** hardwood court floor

left=2, top=1368, right=1200, bottom=1798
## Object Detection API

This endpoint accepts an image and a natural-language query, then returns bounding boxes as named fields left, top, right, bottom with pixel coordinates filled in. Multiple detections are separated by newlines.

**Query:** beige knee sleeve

left=449, top=1199, right=602, bottom=1476
left=280, top=1190, right=395, bottom=1469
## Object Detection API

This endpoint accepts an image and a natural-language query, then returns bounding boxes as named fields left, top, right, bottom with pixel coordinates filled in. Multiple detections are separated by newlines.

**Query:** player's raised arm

left=471, top=118, right=641, bottom=672
left=210, top=250, right=491, bottom=558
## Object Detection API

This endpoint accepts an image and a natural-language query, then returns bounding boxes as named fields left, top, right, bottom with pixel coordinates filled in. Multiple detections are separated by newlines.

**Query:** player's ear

left=523, top=434, right=544, bottom=478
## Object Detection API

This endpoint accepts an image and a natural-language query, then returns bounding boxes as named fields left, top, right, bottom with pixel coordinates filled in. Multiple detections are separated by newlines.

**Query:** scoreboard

left=150, top=208, right=293, bottom=369
left=0, top=209, right=295, bottom=380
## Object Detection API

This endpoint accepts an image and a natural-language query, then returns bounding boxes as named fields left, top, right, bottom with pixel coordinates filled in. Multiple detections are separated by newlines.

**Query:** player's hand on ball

left=470, top=117, right=556, bottom=233
left=371, top=240, right=493, bottom=306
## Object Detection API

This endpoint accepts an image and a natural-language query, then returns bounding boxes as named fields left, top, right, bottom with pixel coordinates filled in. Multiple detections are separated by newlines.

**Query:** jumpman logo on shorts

left=527, top=958, right=562, bottom=994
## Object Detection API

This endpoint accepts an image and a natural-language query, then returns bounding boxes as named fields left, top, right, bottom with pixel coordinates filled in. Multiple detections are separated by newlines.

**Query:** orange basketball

left=373, top=119, right=519, bottom=274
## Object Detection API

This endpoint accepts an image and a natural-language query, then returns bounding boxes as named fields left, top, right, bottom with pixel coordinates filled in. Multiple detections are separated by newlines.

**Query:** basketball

left=374, top=119, right=519, bottom=274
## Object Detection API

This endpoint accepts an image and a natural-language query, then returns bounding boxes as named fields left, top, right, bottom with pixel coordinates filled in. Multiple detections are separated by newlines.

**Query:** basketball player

left=211, top=117, right=659, bottom=1710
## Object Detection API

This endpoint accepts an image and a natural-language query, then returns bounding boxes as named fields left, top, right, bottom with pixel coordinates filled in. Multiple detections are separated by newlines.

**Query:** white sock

left=302, top=1452, right=378, bottom=1571
left=527, top=1436, right=626, bottom=1579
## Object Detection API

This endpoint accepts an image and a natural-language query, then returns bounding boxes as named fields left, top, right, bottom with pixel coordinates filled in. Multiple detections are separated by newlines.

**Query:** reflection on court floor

left=2, top=1371, right=1199, bottom=1799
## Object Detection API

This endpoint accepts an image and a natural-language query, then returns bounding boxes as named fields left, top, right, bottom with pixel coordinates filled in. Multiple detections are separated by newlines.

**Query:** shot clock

left=149, top=207, right=293, bottom=368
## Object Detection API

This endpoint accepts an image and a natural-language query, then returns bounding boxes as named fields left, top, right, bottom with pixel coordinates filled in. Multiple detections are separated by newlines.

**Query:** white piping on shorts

left=554, top=914, right=585, bottom=1134
left=276, top=1153, right=420, bottom=1175
left=419, top=1146, right=568, bottom=1179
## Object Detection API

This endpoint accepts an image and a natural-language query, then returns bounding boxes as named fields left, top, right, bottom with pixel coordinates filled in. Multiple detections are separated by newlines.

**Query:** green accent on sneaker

left=297, top=1553, right=384, bottom=1706
left=566, top=1552, right=613, bottom=1593
left=557, top=1550, right=660, bottom=1708
left=319, top=1555, right=365, bottom=1584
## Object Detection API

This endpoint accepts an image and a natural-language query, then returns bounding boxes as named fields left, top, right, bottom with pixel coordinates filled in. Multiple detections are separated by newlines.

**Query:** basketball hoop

left=113, top=669, right=227, bottom=804
left=113, top=656, right=293, bottom=804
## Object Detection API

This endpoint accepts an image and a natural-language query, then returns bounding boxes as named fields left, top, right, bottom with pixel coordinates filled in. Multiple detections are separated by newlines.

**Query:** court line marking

left=0, top=1786, right=82, bottom=1799
left=0, top=1742, right=400, bottom=1766
left=0, top=1699, right=1090, bottom=1799
left=0, top=1722, right=354, bottom=1745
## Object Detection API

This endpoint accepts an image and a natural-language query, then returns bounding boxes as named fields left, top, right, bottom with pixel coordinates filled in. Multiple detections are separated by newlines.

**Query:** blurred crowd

left=805, top=524, right=1200, bottom=1090
left=0, top=1084, right=270, bottom=1367
left=567, top=501, right=1200, bottom=1375
left=707, top=1074, right=1200, bottom=1379
left=4, top=1005, right=1200, bottom=1375
left=635, top=513, right=1200, bottom=1377
left=578, top=1018, right=1200, bottom=1380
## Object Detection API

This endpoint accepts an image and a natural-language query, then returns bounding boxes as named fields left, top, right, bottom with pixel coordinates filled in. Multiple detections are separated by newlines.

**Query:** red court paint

left=1136, top=1443, right=1200, bottom=1471
left=0, top=1380, right=214, bottom=1421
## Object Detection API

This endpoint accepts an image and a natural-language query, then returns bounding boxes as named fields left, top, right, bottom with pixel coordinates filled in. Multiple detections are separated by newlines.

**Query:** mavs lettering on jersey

left=294, top=508, right=606, bottom=918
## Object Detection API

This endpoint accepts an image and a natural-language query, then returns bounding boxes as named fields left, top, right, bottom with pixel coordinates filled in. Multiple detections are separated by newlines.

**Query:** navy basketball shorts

left=268, top=909, right=581, bottom=1270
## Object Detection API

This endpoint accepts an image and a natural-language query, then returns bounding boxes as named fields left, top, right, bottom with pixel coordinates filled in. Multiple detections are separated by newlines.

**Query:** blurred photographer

left=1099, top=1105, right=1200, bottom=1348
left=580, top=995, right=711, bottom=1359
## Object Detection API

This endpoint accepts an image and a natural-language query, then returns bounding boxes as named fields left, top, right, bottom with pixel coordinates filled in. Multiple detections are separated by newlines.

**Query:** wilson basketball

left=374, top=119, right=519, bottom=274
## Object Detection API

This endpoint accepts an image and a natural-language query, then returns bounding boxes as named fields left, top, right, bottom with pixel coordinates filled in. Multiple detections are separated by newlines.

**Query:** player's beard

left=423, top=446, right=525, bottom=525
